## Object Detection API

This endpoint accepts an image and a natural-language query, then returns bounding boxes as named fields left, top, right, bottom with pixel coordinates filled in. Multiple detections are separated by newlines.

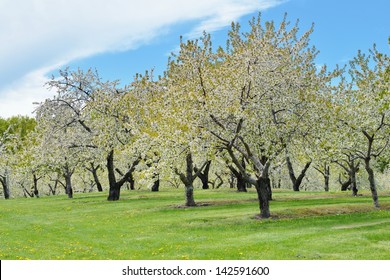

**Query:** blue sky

left=0, top=0, right=389, bottom=118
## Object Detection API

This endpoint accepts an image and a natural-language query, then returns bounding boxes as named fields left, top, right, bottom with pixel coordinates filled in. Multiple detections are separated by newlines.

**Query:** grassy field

left=1, top=188, right=390, bottom=260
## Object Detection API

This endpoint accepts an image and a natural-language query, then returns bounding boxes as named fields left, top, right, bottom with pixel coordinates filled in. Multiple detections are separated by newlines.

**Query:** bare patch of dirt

left=173, top=202, right=213, bottom=209
left=172, top=199, right=257, bottom=209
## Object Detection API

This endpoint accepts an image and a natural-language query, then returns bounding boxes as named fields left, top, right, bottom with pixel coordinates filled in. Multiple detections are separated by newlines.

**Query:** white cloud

left=0, top=68, right=53, bottom=118
left=188, top=0, right=286, bottom=38
left=0, top=0, right=285, bottom=118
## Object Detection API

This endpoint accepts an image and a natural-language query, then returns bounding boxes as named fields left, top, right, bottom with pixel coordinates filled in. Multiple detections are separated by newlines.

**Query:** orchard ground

left=1, top=188, right=390, bottom=260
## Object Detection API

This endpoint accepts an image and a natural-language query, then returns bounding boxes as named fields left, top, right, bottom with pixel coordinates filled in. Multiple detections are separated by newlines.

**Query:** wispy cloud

left=0, top=0, right=286, bottom=117
left=187, top=0, right=287, bottom=38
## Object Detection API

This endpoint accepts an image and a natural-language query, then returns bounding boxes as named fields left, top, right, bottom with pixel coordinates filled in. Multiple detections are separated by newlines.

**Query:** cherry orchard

left=3, top=15, right=389, bottom=220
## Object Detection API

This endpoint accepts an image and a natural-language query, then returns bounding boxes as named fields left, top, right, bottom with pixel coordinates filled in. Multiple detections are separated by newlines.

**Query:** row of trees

left=1, top=15, right=389, bottom=218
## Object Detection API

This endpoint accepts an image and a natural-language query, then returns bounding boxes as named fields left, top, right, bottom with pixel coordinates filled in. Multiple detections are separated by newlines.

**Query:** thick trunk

left=185, top=184, right=196, bottom=206
left=1, top=175, right=10, bottom=199
left=195, top=160, right=211, bottom=189
left=128, top=174, right=135, bottom=190
left=225, top=145, right=271, bottom=218
left=228, top=165, right=247, bottom=192
left=107, top=185, right=121, bottom=201
left=199, top=174, right=209, bottom=189
left=2, top=184, right=10, bottom=199
left=64, top=173, right=73, bottom=198
left=184, top=153, right=196, bottom=206
left=151, top=178, right=160, bottom=192
left=107, top=150, right=119, bottom=201
left=107, top=150, right=141, bottom=200
left=236, top=174, right=248, bottom=192
left=295, top=161, right=311, bottom=190
left=255, top=177, right=271, bottom=219
left=266, top=179, right=273, bottom=201
left=175, top=152, right=209, bottom=206
left=365, top=158, right=380, bottom=208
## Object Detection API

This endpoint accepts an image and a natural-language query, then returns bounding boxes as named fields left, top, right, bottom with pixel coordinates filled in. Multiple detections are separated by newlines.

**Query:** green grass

left=1, top=188, right=390, bottom=260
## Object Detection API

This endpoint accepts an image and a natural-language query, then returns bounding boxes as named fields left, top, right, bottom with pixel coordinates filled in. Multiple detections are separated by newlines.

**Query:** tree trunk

left=90, top=163, right=103, bottom=192
left=255, top=177, right=271, bottom=218
left=339, top=174, right=351, bottom=191
left=315, top=164, right=330, bottom=192
left=151, top=178, right=160, bottom=192
left=48, top=181, right=58, bottom=196
left=211, top=173, right=224, bottom=189
left=348, top=159, right=359, bottom=196
left=365, top=158, right=380, bottom=208
left=350, top=168, right=358, bottom=196
left=33, top=174, right=40, bottom=198
left=236, top=174, right=248, bottom=192
left=184, top=153, right=196, bottom=206
left=228, top=165, right=247, bottom=192
left=174, top=152, right=209, bottom=207
left=324, top=165, right=330, bottom=192
left=286, top=155, right=311, bottom=192
left=266, top=179, right=273, bottom=201
left=185, top=184, right=196, bottom=206
left=22, top=185, right=33, bottom=198
left=115, top=168, right=135, bottom=190
left=107, top=185, right=121, bottom=201
left=195, top=160, right=211, bottom=189
left=64, top=171, right=73, bottom=199
left=295, top=161, right=311, bottom=191
left=2, top=184, right=10, bottom=199
left=107, top=150, right=119, bottom=201
left=107, top=150, right=141, bottom=201
left=128, top=174, right=135, bottom=190
left=0, top=175, right=10, bottom=199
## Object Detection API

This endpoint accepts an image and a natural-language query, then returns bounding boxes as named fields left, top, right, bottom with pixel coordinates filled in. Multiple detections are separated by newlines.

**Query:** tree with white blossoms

left=145, top=54, right=210, bottom=206
left=12, top=131, right=43, bottom=198
left=335, top=45, right=390, bottom=208
left=34, top=97, right=92, bottom=198
left=291, top=71, right=342, bottom=192
left=164, top=14, right=337, bottom=217
left=44, top=68, right=158, bottom=201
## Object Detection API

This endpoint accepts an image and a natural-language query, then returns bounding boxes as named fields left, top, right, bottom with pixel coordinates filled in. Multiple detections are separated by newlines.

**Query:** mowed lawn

left=1, top=188, right=390, bottom=260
